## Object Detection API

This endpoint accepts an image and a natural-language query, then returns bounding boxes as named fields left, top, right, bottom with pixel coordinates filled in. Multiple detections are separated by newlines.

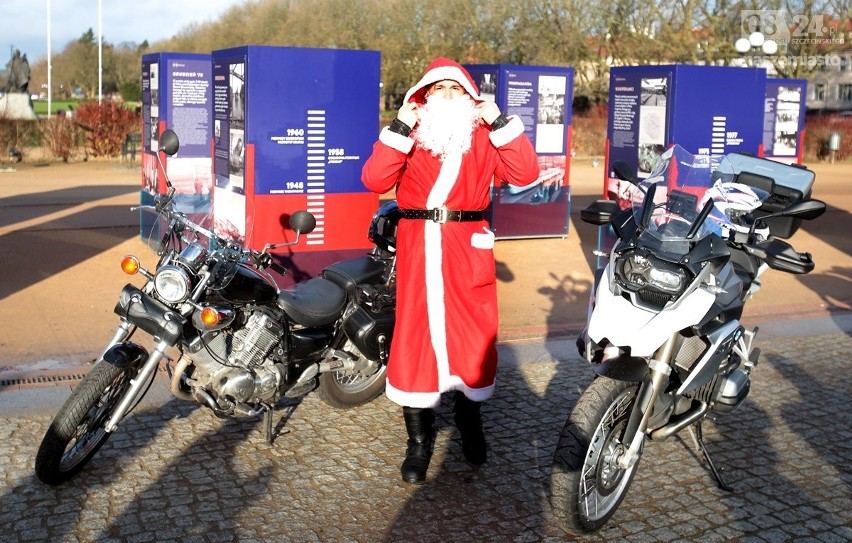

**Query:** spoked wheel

left=35, top=354, right=141, bottom=485
left=551, top=377, right=641, bottom=533
left=316, top=352, right=387, bottom=409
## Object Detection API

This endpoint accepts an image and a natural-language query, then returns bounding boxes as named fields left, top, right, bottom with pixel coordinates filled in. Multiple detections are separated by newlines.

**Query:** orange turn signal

left=200, top=307, right=221, bottom=327
left=120, top=255, right=140, bottom=275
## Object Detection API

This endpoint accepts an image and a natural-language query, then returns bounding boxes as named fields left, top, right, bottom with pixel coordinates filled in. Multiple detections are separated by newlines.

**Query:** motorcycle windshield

left=630, top=145, right=770, bottom=258
left=138, top=197, right=244, bottom=290
left=139, top=201, right=216, bottom=257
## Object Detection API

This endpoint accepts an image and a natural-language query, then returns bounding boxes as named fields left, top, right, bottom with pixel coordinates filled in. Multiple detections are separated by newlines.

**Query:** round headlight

left=154, top=265, right=192, bottom=303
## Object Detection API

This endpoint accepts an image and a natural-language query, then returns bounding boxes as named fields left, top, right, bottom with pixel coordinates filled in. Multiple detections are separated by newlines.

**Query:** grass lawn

left=32, top=99, right=79, bottom=116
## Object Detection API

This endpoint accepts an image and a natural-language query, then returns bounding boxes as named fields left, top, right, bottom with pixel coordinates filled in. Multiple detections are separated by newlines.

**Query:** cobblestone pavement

left=1, top=330, right=850, bottom=543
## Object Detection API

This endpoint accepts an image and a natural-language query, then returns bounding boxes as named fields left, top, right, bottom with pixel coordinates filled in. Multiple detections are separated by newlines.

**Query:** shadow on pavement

left=707, top=339, right=851, bottom=536
left=764, top=339, right=852, bottom=479
left=384, top=360, right=590, bottom=542
left=0, top=185, right=138, bottom=229
left=795, top=202, right=852, bottom=312
left=92, top=405, right=270, bottom=541
left=0, top=399, right=194, bottom=541
left=0, top=206, right=137, bottom=299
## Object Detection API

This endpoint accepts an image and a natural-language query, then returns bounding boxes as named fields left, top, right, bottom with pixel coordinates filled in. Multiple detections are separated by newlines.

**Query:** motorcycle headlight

left=154, top=265, right=192, bottom=303
left=618, top=253, right=687, bottom=295
left=647, top=266, right=686, bottom=293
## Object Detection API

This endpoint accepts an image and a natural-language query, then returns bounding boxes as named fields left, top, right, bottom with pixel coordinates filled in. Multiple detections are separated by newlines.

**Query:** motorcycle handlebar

left=131, top=203, right=288, bottom=269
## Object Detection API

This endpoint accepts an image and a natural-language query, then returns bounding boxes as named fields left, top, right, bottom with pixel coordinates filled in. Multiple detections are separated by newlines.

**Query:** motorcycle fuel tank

left=218, top=264, right=278, bottom=304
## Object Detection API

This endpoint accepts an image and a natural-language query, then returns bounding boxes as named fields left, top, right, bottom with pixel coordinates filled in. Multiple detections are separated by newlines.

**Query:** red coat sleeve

left=361, top=128, right=415, bottom=194
left=489, top=116, right=539, bottom=187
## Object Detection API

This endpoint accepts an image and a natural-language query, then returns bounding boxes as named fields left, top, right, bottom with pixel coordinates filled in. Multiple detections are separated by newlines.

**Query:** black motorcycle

left=35, top=129, right=400, bottom=485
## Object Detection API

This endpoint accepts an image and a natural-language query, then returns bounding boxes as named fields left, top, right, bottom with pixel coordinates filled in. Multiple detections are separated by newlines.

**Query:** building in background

left=806, top=49, right=852, bottom=113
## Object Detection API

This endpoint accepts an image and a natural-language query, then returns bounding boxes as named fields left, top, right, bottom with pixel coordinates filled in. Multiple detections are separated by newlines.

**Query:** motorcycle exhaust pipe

left=293, top=353, right=358, bottom=386
left=193, top=387, right=232, bottom=419
left=191, top=383, right=265, bottom=418
left=649, top=401, right=709, bottom=441
left=169, top=355, right=195, bottom=401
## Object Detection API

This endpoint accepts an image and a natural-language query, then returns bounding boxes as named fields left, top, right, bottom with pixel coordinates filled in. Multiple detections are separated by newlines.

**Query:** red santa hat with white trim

left=403, top=56, right=482, bottom=105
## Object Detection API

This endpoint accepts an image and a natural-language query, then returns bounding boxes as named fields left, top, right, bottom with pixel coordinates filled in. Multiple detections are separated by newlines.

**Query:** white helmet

left=703, top=181, right=770, bottom=238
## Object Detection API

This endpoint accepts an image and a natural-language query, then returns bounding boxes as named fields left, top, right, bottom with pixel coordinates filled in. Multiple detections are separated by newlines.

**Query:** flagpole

left=46, top=0, right=52, bottom=118
left=98, top=0, right=102, bottom=104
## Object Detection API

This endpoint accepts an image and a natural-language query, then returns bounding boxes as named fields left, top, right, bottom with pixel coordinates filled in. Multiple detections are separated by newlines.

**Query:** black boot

left=454, top=392, right=487, bottom=465
left=400, top=407, right=435, bottom=484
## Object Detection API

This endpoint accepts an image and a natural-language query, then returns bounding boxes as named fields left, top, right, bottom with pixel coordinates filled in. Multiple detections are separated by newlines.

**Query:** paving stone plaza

left=1, top=330, right=850, bottom=543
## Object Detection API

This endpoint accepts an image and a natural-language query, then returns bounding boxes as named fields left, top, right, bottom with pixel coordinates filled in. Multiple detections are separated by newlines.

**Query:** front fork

left=99, top=319, right=135, bottom=360
left=99, top=318, right=171, bottom=433
left=615, top=335, right=675, bottom=470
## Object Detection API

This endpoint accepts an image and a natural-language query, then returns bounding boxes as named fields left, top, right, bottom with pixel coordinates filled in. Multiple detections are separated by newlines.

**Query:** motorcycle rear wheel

left=316, top=362, right=386, bottom=409
left=34, top=356, right=138, bottom=485
left=551, top=377, right=640, bottom=533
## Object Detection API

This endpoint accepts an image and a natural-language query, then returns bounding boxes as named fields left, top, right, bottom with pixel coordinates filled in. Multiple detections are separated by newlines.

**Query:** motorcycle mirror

left=158, top=129, right=180, bottom=156
left=749, top=199, right=826, bottom=240
left=686, top=198, right=716, bottom=239
left=773, top=199, right=826, bottom=220
left=289, top=210, right=316, bottom=234
left=640, top=183, right=657, bottom=228
left=612, top=161, right=639, bottom=185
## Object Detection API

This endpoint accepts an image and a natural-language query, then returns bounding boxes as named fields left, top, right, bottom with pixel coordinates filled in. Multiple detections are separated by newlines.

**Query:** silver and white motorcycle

left=550, top=145, right=826, bottom=533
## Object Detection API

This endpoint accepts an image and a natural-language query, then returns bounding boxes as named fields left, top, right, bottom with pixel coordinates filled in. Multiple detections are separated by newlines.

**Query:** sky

left=0, top=0, right=244, bottom=64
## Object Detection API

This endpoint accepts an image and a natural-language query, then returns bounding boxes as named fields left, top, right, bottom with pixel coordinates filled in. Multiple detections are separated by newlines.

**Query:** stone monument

left=1, top=48, right=37, bottom=120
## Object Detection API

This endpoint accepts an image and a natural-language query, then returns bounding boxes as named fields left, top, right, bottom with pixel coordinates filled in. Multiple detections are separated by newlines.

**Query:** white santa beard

left=414, top=95, right=480, bottom=159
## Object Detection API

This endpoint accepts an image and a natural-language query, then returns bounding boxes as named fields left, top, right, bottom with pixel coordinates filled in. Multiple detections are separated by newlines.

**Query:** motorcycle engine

left=181, top=308, right=285, bottom=415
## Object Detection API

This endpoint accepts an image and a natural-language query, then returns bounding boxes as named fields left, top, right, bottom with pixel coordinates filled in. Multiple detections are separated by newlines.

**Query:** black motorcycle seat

left=322, top=255, right=385, bottom=296
left=278, top=277, right=347, bottom=327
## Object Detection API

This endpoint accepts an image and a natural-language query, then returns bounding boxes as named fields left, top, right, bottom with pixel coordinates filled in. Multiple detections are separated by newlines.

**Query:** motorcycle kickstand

left=264, top=403, right=274, bottom=445
left=688, top=421, right=734, bottom=492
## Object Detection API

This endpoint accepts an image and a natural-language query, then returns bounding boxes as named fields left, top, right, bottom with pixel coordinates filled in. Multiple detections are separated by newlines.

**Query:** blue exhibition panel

left=141, top=52, right=213, bottom=156
left=209, top=46, right=381, bottom=282
left=140, top=52, right=213, bottom=220
left=605, top=65, right=766, bottom=205
left=464, top=63, right=574, bottom=239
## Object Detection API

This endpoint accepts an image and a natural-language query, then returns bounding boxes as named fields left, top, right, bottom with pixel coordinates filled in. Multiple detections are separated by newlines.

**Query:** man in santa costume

left=362, top=57, right=539, bottom=484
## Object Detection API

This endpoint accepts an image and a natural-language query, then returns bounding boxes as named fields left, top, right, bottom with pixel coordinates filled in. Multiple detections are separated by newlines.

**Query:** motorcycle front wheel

left=551, top=377, right=641, bottom=533
left=34, top=354, right=140, bottom=485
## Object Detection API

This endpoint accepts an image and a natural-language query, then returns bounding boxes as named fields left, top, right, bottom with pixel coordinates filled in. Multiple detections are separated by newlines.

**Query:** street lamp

left=735, top=32, right=778, bottom=55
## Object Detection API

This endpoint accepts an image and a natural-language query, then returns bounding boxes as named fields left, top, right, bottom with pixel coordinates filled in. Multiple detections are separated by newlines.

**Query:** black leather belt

left=400, top=207, right=484, bottom=223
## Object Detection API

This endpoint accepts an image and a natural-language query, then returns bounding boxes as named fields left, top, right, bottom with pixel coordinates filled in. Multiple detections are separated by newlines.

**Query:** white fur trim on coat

left=378, top=126, right=415, bottom=154
left=423, top=150, right=462, bottom=395
left=386, top=381, right=442, bottom=409
left=385, top=380, right=495, bottom=408
left=404, top=66, right=482, bottom=104
left=489, top=115, right=525, bottom=148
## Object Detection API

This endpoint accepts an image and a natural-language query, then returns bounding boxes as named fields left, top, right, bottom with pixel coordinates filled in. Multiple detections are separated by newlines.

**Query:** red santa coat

left=361, top=58, right=539, bottom=408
